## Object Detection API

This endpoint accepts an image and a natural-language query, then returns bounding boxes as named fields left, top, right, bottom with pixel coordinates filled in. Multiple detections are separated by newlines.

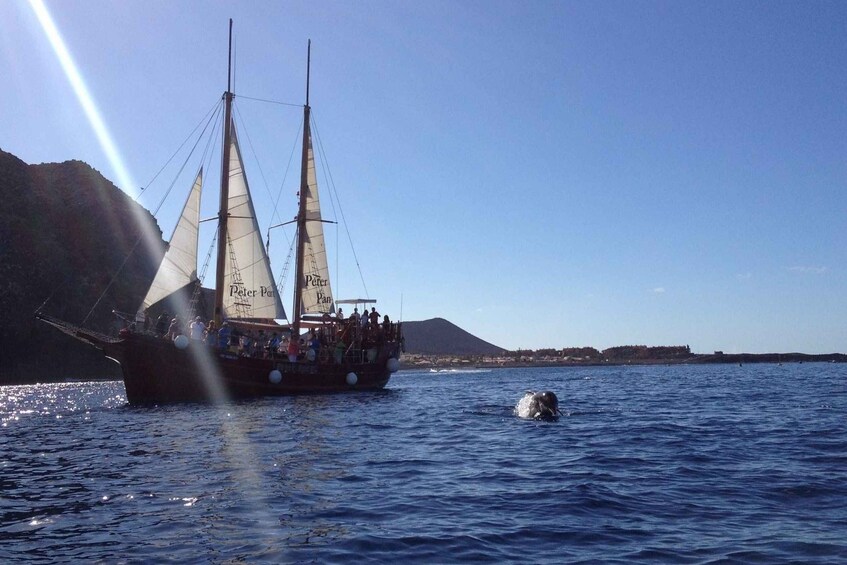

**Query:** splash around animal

left=514, top=391, right=561, bottom=421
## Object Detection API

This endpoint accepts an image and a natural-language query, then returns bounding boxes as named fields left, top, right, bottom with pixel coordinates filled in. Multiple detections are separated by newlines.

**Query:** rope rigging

left=74, top=90, right=373, bottom=329
left=311, top=113, right=370, bottom=299
left=139, top=98, right=222, bottom=207
left=81, top=99, right=223, bottom=325
left=233, top=103, right=276, bottom=221
left=190, top=226, right=219, bottom=320
left=237, top=94, right=302, bottom=108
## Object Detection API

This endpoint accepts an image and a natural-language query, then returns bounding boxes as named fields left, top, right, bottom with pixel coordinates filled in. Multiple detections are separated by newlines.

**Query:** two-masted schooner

left=39, top=22, right=403, bottom=404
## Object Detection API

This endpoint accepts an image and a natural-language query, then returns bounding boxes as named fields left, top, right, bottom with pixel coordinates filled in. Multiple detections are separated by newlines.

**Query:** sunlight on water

left=0, top=382, right=126, bottom=427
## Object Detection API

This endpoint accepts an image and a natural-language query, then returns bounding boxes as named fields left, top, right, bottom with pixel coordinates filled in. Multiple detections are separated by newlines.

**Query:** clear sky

left=2, top=0, right=845, bottom=353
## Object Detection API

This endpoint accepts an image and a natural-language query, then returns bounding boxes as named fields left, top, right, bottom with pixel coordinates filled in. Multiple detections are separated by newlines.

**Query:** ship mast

left=214, top=19, right=234, bottom=326
left=291, top=40, right=312, bottom=337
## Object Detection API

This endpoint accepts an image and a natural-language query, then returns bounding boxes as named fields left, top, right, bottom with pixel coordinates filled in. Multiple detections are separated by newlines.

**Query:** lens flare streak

left=28, top=0, right=137, bottom=197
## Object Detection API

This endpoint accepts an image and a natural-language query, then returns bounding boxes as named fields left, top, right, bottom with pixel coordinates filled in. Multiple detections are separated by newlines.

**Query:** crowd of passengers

left=143, top=306, right=400, bottom=364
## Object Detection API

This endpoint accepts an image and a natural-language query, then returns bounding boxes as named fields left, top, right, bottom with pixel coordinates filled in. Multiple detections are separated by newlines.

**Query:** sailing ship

left=38, top=22, right=403, bottom=404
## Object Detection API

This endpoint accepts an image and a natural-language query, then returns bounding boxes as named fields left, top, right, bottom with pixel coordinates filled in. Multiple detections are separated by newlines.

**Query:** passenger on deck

left=351, top=308, right=360, bottom=324
left=337, top=308, right=344, bottom=320
left=205, top=320, right=217, bottom=346
left=218, top=321, right=231, bottom=349
left=288, top=333, right=299, bottom=362
left=257, top=330, right=266, bottom=358
left=369, top=307, right=380, bottom=326
left=167, top=316, right=182, bottom=340
left=361, top=330, right=375, bottom=363
left=308, top=331, right=320, bottom=362
left=251, top=332, right=261, bottom=357
left=155, top=312, right=170, bottom=336
left=189, top=316, right=206, bottom=340
left=269, top=332, right=281, bottom=358
left=239, top=332, right=249, bottom=356
left=334, top=337, right=346, bottom=364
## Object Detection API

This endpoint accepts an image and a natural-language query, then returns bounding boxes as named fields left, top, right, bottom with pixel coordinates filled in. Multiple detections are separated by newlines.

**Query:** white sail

left=140, top=169, right=203, bottom=311
left=221, top=124, right=286, bottom=320
left=299, top=125, right=334, bottom=315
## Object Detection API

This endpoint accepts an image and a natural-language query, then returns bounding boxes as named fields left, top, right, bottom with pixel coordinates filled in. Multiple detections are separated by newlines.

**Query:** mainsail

left=299, top=124, right=334, bottom=315
left=140, top=169, right=203, bottom=311
left=221, top=123, right=286, bottom=320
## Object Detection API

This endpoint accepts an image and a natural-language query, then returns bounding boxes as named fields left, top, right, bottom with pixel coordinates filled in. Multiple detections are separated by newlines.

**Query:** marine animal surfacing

left=515, top=391, right=561, bottom=421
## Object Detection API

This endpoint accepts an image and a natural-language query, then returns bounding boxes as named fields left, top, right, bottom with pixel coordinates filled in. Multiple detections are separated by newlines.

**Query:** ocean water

left=1, top=363, right=845, bottom=563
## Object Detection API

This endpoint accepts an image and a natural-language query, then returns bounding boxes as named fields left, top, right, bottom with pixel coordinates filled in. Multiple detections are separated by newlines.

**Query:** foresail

left=222, top=125, right=286, bottom=320
left=300, top=126, right=334, bottom=315
left=141, top=169, right=202, bottom=311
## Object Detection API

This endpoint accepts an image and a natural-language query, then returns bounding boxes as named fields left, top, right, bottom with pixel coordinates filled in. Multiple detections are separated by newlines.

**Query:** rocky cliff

left=0, top=149, right=164, bottom=383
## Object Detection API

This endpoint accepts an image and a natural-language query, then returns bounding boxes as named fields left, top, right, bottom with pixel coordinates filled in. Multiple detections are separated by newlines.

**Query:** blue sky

left=2, top=0, right=845, bottom=353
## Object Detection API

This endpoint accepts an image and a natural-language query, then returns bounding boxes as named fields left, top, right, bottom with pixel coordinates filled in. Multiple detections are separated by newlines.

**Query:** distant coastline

left=402, top=352, right=847, bottom=371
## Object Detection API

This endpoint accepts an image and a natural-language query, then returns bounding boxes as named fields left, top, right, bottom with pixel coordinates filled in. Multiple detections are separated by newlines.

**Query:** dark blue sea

left=2, top=364, right=845, bottom=563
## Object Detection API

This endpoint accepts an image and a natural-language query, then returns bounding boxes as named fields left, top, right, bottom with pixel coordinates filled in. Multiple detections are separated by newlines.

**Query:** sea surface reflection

left=2, top=364, right=846, bottom=563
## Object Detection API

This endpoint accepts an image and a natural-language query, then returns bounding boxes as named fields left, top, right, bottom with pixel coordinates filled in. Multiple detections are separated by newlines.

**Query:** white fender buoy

left=386, top=357, right=400, bottom=373
left=346, top=372, right=358, bottom=385
left=173, top=335, right=189, bottom=349
left=269, top=370, right=282, bottom=384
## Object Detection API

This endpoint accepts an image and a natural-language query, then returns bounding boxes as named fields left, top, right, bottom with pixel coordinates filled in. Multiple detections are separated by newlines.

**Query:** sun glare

left=27, top=1, right=236, bottom=403
left=28, top=0, right=137, bottom=198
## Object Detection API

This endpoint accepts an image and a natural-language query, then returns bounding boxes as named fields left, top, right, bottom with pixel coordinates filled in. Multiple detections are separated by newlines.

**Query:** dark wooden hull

left=100, top=332, right=399, bottom=405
